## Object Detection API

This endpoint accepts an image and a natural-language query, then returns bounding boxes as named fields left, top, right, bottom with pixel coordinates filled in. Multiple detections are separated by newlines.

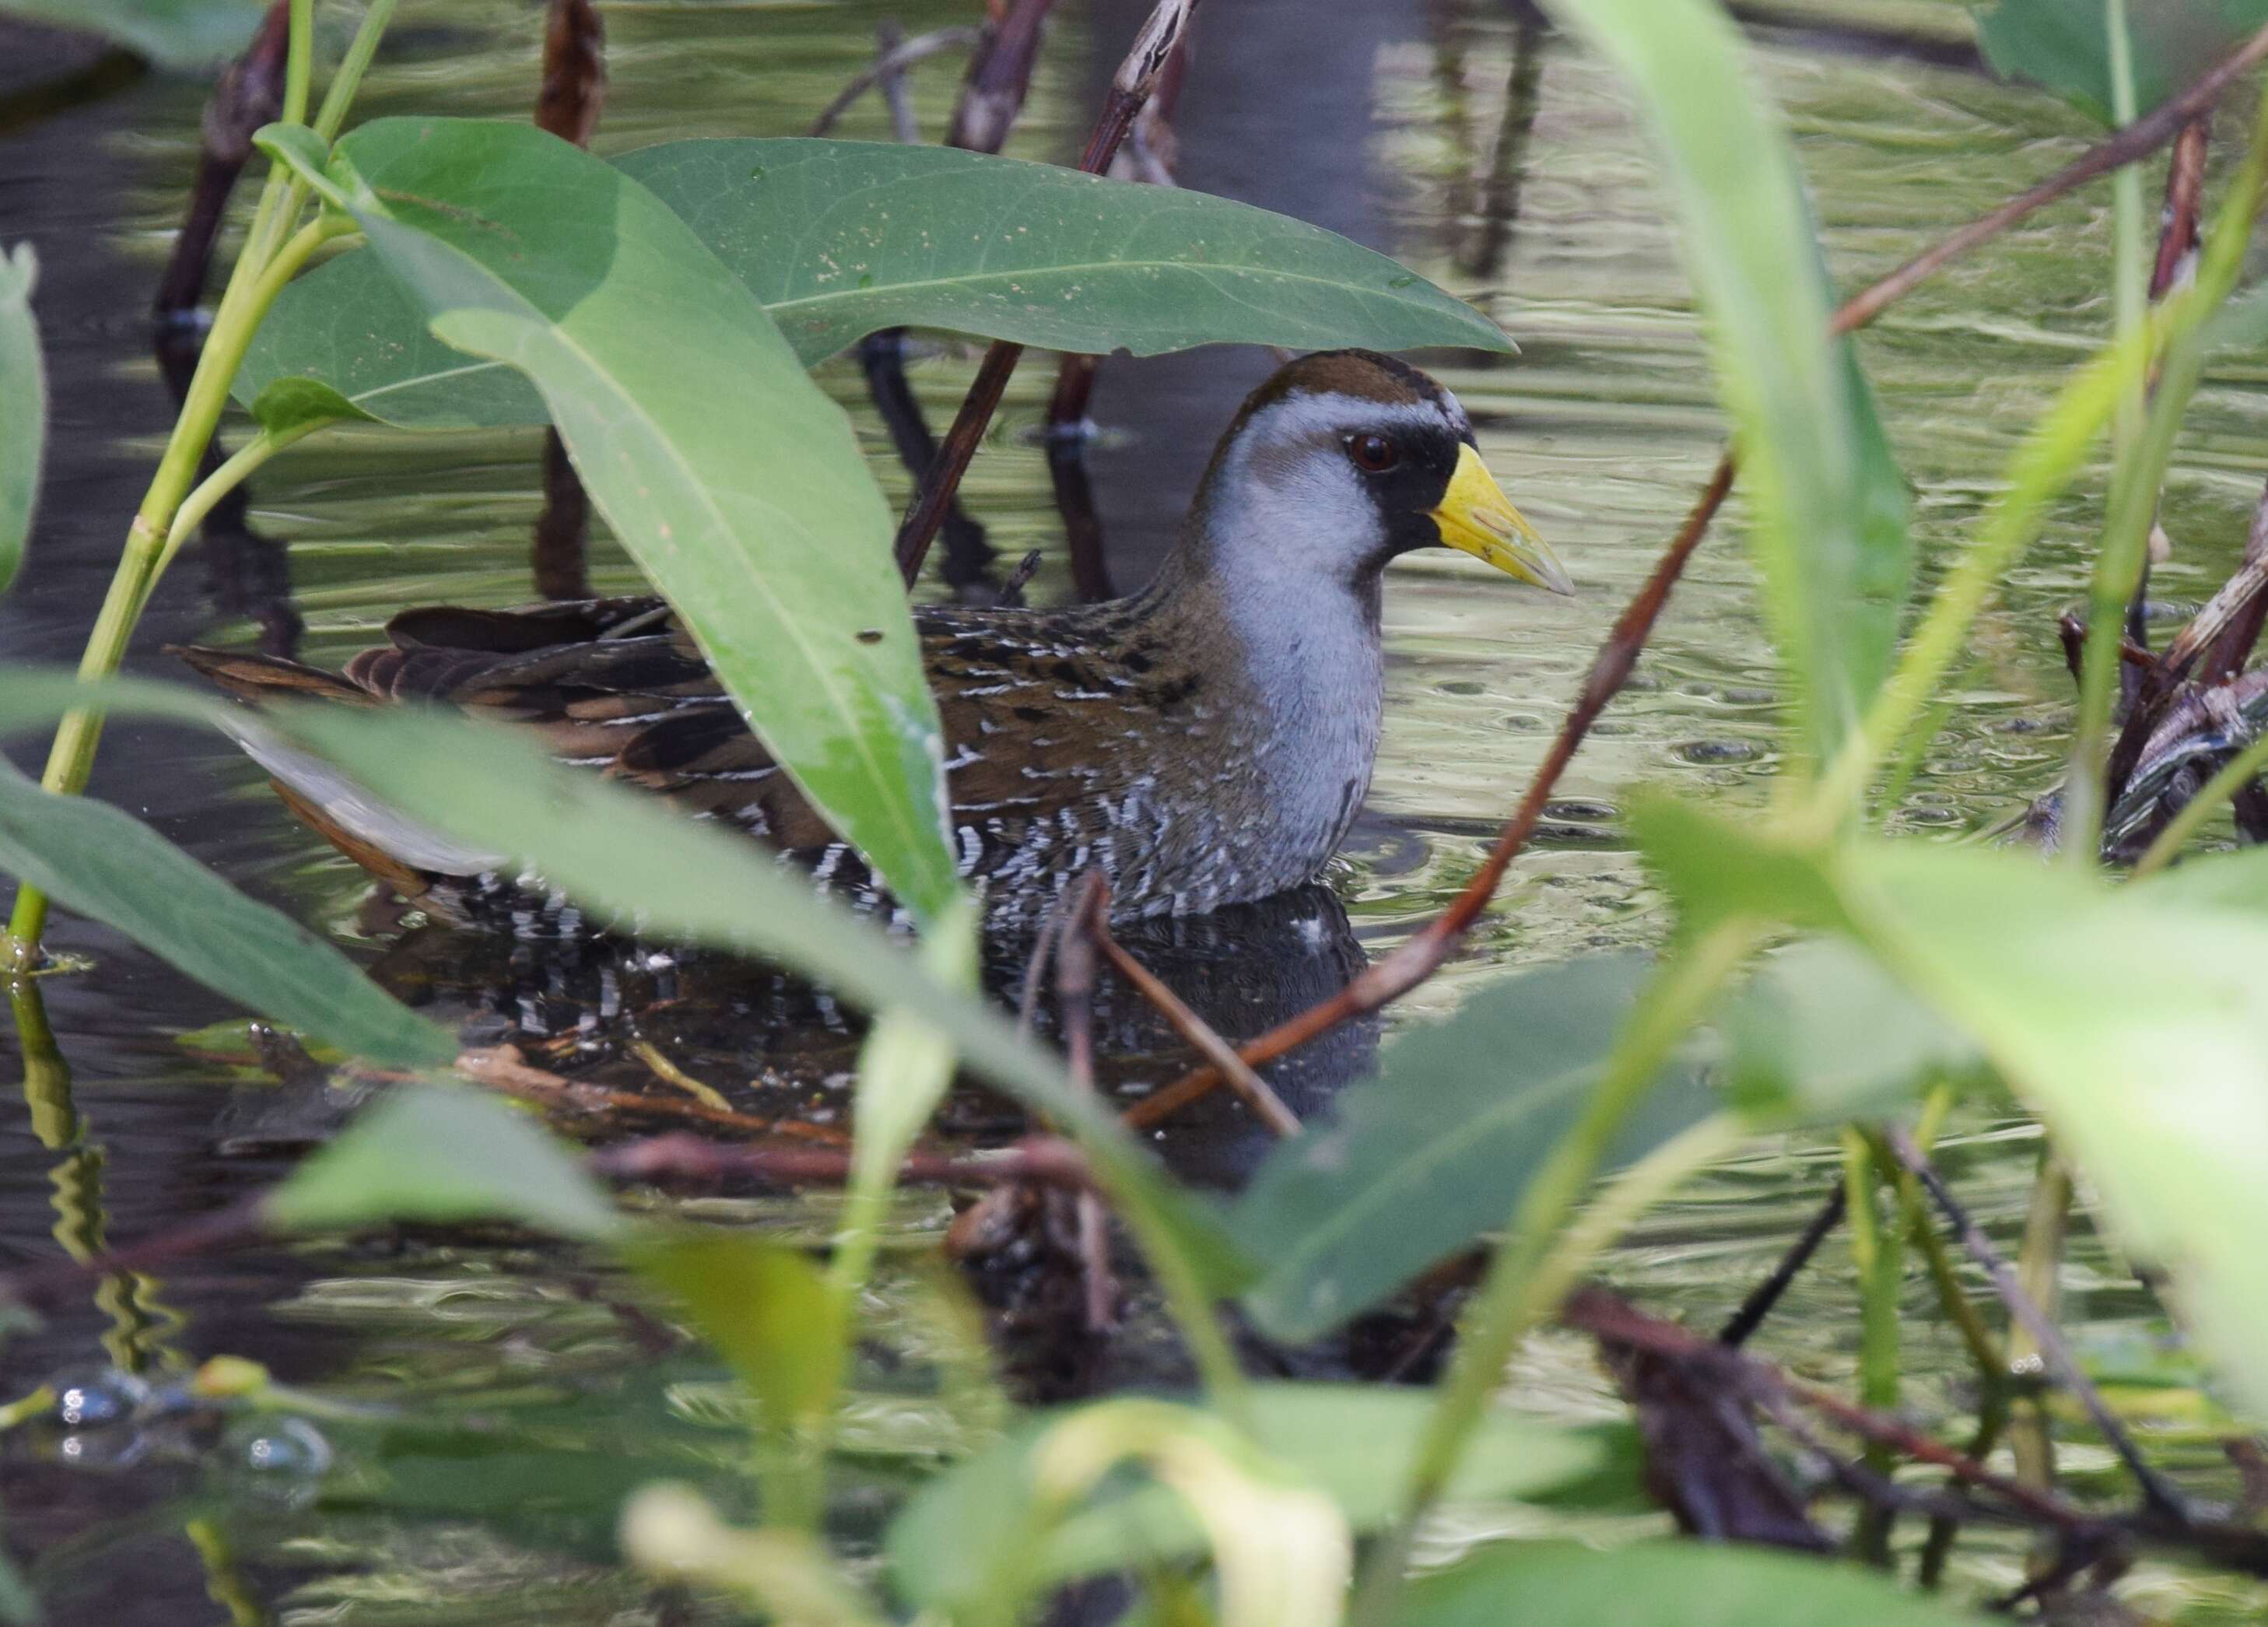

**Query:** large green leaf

left=235, top=136, right=1512, bottom=431
left=886, top=1385, right=1599, bottom=1614
left=268, top=1082, right=624, bottom=1240
left=0, top=751, right=453, bottom=1070
left=1403, top=1540, right=1986, bottom=1625
left=1539, top=0, right=1911, bottom=764
left=0, top=244, right=42, bottom=595
left=0, top=669, right=1250, bottom=1298
left=1977, top=0, right=2268, bottom=123
left=0, top=0, right=265, bottom=67
left=254, top=117, right=960, bottom=928
left=1229, top=956, right=1719, bottom=1342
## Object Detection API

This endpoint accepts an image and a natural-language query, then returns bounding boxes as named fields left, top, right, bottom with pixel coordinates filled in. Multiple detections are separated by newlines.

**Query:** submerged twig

left=1056, top=872, right=1120, bottom=1332
left=894, top=0, right=1202, bottom=586
left=805, top=26, right=982, bottom=137
left=591, top=1131, right=1095, bottom=1194
left=451, top=1045, right=848, bottom=1145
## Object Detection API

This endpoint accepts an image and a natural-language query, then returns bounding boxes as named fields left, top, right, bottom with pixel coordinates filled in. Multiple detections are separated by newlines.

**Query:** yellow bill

left=1427, top=443, right=1573, bottom=596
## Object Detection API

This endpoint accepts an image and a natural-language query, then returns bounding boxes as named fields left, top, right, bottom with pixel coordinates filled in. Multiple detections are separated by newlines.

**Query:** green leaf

left=1403, top=1539, right=1988, bottom=1626
left=1229, top=956, right=1719, bottom=1342
left=0, top=669, right=1250, bottom=1300
left=622, top=1486, right=888, bottom=1627
left=0, top=0, right=266, bottom=68
left=887, top=1384, right=1598, bottom=1614
left=2131, top=844, right=2268, bottom=910
left=237, top=136, right=1513, bottom=431
left=268, top=1083, right=624, bottom=1240
left=1723, top=937, right=1987, bottom=1123
left=1629, top=790, right=1849, bottom=934
left=1847, top=841, right=2268, bottom=1423
left=247, top=376, right=377, bottom=438
left=268, top=117, right=961, bottom=927
left=1538, top=0, right=1911, bottom=763
left=0, top=751, right=452, bottom=1070
left=629, top=1232, right=845, bottom=1434
left=0, top=243, right=43, bottom=595
left=1977, top=0, right=2268, bottom=123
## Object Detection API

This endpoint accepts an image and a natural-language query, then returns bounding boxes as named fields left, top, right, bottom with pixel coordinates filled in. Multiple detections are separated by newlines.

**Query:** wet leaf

left=1402, top=1539, right=1989, bottom=1625
left=629, top=1232, right=844, bottom=1434
left=0, top=751, right=452, bottom=1070
left=1540, top=0, right=1911, bottom=765
left=1977, top=0, right=2268, bottom=123
left=254, top=117, right=961, bottom=928
left=1229, top=956, right=1719, bottom=1342
left=0, top=0, right=266, bottom=68
left=0, top=669, right=1249, bottom=1300
left=888, top=1386, right=1592, bottom=1614
left=268, top=1083, right=624, bottom=1240
left=2130, top=844, right=2268, bottom=910
left=0, top=243, right=43, bottom=595
left=237, top=136, right=1512, bottom=430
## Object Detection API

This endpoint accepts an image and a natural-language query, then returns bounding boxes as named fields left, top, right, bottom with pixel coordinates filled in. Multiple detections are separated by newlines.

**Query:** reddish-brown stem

left=894, top=0, right=1202, bottom=586
left=531, top=0, right=605, bottom=601
left=948, top=0, right=1060, bottom=153
left=592, top=1131, right=1095, bottom=1194
left=1081, top=879, right=1300, bottom=1137
left=450, top=1045, right=850, bottom=1145
left=1055, top=872, right=1119, bottom=1331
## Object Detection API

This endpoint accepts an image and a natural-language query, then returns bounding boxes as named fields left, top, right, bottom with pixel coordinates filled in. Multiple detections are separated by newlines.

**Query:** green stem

left=1348, top=922, right=1755, bottom=1627
left=2, top=213, right=348, bottom=963
left=282, top=0, right=314, bottom=127
left=2007, top=1152, right=2073, bottom=1493
left=312, top=0, right=397, bottom=141
left=1843, top=1127, right=1901, bottom=1565
left=142, top=419, right=331, bottom=607
left=2130, top=725, right=2268, bottom=874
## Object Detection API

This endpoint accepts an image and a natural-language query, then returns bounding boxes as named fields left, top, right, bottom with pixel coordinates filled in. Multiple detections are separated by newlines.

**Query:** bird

left=178, top=349, right=1572, bottom=931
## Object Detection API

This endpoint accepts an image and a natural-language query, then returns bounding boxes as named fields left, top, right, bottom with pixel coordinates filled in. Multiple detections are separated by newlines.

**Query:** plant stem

left=1348, top=921, right=1756, bottom=1627
left=281, top=0, right=313, bottom=126
left=2130, top=724, right=2268, bottom=873
left=147, top=418, right=331, bottom=594
left=2006, top=1152, right=2072, bottom=1493
left=1843, top=1126, right=1902, bottom=1564
left=312, top=0, right=396, bottom=141
left=2, top=212, right=344, bottom=963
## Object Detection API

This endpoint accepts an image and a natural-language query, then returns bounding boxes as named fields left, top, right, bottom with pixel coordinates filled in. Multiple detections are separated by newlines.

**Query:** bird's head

left=1192, top=349, right=1573, bottom=598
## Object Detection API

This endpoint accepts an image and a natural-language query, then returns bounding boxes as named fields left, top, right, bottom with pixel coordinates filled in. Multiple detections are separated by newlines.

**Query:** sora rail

left=180, top=349, right=1572, bottom=928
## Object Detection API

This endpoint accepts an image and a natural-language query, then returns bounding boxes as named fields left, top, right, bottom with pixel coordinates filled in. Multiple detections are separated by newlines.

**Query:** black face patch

left=1348, top=420, right=1474, bottom=570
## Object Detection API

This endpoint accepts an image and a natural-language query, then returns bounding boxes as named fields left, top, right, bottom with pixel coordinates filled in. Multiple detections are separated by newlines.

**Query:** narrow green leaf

left=236, top=136, right=1512, bottom=430
left=0, top=752, right=452, bottom=1069
left=1977, top=0, right=2268, bottom=123
left=247, top=377, right=377, bottom=438
left=0, top=0, right=265, bottom=68
left=1539, top=0, right=1912, bottom=763
left=629, top=1232, right=844, bottom=1433
left=1404, top=1540, right=1987, bottom=1626
left=0, top=669, right=1250, bottom=1299
left=248, top=123, right=343, bottom=211
left=282, top=117, right=961, bottom=927
left=1229, top=956, right=1719, bottom=1342
left=0, top=243, right=44, bottom=595
left=268, top=1082, right=624, bottom=1240
left=1628, top=789, right=1849, bottom=936
left=887, top=1385, right=1597, bottom=1613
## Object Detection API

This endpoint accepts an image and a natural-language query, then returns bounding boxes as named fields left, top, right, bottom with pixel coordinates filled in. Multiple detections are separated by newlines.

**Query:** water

left=3, top=1, right=2266, bottom=1618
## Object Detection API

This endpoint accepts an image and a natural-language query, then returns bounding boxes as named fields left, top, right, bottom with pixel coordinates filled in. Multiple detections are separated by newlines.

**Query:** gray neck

left=1145, top=496, right=1389, bottom=872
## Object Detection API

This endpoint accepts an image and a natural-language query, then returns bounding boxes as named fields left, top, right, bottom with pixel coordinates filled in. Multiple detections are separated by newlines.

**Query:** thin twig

left=1718, top=1183, right=1845, bottom=1347
left=591, top=1131, right=1095, bottom=1194
left=894, top=0, right=1201, bottom=586
left=1079, top=877, right=1300, bottom=1138
left=450, top=1045, right=848, bottom=1145
left=531, top=0, right=605, bottom=601
left=805, top=26, right=982, bottom=137
left=1882, top=1127, right=2192, bottom=1523
left=1055, top=871, right=1120, bottom=1332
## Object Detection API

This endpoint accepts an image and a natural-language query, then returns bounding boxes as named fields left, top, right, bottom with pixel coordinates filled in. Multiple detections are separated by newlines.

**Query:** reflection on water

left=5, top=0, right=2267, bottom=1618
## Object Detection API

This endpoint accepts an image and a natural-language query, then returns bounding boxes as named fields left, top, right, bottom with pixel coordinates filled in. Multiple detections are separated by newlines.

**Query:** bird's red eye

left=1348, top=433, right=1400, bottom=473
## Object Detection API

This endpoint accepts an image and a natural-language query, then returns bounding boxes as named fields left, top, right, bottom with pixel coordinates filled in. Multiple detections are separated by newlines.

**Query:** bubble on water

left=48, top=1366, right=151, bottom=1429
left=1676, top=738, right=1761, bottom=765
left=219, top=1416, right=333, bottom=1505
